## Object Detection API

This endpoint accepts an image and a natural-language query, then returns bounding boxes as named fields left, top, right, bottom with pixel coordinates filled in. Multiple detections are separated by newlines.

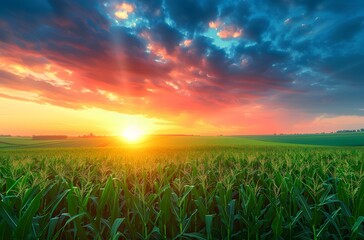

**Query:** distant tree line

left=337, top=128, right=364, bottom=133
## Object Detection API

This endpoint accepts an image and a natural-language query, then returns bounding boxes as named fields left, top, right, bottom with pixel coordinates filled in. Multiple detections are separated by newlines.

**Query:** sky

left=0, top=0, right=364, bottom=136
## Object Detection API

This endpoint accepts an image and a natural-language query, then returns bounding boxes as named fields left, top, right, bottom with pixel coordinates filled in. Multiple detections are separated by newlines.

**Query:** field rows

left=0, top=146, right=363, bottom=239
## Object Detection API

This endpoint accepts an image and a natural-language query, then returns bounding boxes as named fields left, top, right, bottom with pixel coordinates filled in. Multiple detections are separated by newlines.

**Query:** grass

left=0, top=136, right=363, bottom=239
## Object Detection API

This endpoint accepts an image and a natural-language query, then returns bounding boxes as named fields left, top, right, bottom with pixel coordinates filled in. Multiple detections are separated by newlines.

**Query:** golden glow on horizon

left=0, top=98, right=165, bottom=136
left=121, top=125, right=145, bottom=143
left=3, top=96, right=364, bottom=136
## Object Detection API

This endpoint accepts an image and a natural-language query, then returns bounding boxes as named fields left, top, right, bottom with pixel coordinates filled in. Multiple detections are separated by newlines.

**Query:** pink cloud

left=291, top=115, right=364, bottom=133
left=217, top=26, right=243, bottom=39
left=183, top=39, right=192, bottom=47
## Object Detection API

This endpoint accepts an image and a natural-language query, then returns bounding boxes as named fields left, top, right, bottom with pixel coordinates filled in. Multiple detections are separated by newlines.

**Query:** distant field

left=1, top=133, right=364, bottom=149
left=0, top=137, right=120, bottom=149
left=244, top=132, right=364, bottom=146
left=0, top=136, right=281, bottom=150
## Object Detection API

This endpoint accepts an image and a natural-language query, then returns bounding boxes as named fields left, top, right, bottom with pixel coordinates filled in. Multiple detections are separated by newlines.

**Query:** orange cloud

left=115, top=2, right=134, bottom=19
left=115, top=11, right=128, bottom=19
left=217, top=26, right=243, bottom=39
left=183, top=39, right=192, bottom=47
left=209, top=21, right=220, bottom=29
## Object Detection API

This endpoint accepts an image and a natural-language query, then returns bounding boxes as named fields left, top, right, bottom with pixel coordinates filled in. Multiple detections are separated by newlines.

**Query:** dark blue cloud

left=318, top=54, right=364, bottom=85
left=244, top=17, right=270, bottom=42
left=221, top=1, right=251, bottom=25
left=134, top=0, right=162, bottom=15
left=327, top=17, right=364, bottom=43
left=164, top=0, right=219, bottom=32
left=151, top=22, right=182, bottom=53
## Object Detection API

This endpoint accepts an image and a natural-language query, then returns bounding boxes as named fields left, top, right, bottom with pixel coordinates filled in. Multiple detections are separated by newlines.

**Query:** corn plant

left=0, top=145, right=363, bottom=239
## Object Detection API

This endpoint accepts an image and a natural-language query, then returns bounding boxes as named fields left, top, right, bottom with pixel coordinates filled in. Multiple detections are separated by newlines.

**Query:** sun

left=121, top=125, right=144, bottom=143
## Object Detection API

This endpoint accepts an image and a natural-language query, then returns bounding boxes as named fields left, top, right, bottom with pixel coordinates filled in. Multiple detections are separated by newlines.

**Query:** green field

left=0, top=136, right=283, bottom=151
left=1, top=132, right=364, bottom=149
left=0, top=135, right=363, bottom=239
left=245, top=132, right=364, bottom=146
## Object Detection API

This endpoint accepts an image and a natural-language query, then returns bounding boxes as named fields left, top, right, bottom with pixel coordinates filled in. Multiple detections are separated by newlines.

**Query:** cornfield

left=0, top=146, right=363, bottom=239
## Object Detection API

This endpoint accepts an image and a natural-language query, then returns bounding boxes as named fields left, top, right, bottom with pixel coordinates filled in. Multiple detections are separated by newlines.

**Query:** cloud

left=327, top=17, right=364, bottom=43
left=164, top=0, right=219, bottom=32
left=244, top=17, right=270, bottom=41
left=150, top=22, right=183, bottom=53
left=115, top=2, right=135, bottom=19
left=209, top=21, right=221, bottom=29
left=292, top=115, right=364, bottom=133
left=217, top=25, right=243, bottom=39
left=0, top=0, right=363, bottom=133
left=317, top=54, right=364, bottom=84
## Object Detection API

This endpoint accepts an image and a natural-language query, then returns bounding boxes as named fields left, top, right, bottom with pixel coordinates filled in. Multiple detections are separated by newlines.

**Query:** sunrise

left=0, top=0, right=363, bottom=239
